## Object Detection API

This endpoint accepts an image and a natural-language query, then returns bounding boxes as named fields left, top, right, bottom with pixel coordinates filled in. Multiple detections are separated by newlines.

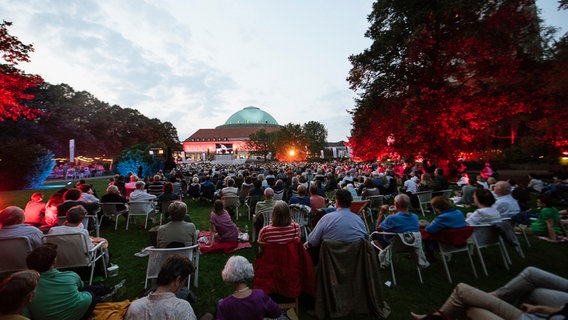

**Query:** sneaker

left=134, top=250, right=150, bottom=258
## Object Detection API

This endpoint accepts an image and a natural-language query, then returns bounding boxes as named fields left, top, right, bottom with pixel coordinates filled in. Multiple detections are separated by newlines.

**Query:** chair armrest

left=371, top=231, right=397, bottom=236
left=90, top=240, right=106, bottom=252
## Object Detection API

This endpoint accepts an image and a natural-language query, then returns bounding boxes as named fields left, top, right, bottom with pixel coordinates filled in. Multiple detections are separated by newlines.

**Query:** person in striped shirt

left=258, top=201, right=301, bottom=246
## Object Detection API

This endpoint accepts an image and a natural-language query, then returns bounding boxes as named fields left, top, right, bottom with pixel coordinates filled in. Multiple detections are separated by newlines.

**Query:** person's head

left=107, top=185, right=120, bottom=194
left=26, top=243, right=58, bottom=273
left=156, top=255, right=195, bottom=289
left=227, top=178, right=235, bottom=187
left=487, top=177, right=497, bottom=185
left=65, top=205, right=87, bottom=225
left=297, top=184, right=307, bottom=197
left=430, top=196, right=453, bottom=213
left=309, top=184, right=319, bottom=196
left=393, top=194, right=411, bottom=211
left=135, top=181, right=146, bottom=190
left=63, top=188, right=82, bottom=201
left=364, top=178, right=375, bottom=189
left=263, top=188, right=274, bottom=200
left=537, top=194, right=555, bottom=208
left=130, top=175, right=138, bottom=182
left=163, top=182, right=174, bottom=193
left=221, top=255, right=254, bottom=285
left=434, top=168, right=443, bottom=176
left=334, top=189, right=353, bottom=208
left=271, top=201, right=291, bottom=227
left=421, top=173, right=433, bottom=185
left=0, top=270, right=40, bottom=314
left=168, top=201, right=187, bottom=221
left=275, top=179, right=283, bottom=188
left=253, top=179, right=262, bottom=189
left=213, top=199, right=225, bottom=214
left=474, top=189, right=496, bottom=207
left=493, top=181, right=511, bottom=196
left=0, top=206, right=25, bottom=226
left=153, top=175, right=161, bottom=182
left=78, top=184, right=92, bottom=194
left=30, top=192, right=43, bottom=202
left=46, top=192, right=64, bottom=207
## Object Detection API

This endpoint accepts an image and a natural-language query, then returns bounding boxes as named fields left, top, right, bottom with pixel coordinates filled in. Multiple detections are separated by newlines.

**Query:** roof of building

left=183, top=126, right=281, bottom=142
left=217, top=106, right=279, bottom=128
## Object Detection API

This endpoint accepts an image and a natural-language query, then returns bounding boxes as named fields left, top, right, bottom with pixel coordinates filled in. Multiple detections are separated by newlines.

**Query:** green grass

left=3, top=177, right=568, bottom=319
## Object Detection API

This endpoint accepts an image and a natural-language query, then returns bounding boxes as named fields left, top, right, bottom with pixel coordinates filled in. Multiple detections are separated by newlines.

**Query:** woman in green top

left=530, top=195, right=563, bottom=241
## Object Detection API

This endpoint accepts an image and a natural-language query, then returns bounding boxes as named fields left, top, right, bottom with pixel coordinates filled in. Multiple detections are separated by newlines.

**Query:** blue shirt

left=307, top=207, right=368, bottom=247
left=379, top=211, right=419, bottom=233
left=425, top=208, right=467, bottom=234
left=289, top=196, right=310, bottom=206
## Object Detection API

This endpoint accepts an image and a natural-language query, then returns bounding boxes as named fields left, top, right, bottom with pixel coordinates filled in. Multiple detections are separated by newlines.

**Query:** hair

left=192, top=177, right=199, bottom=183
left=153, top=175, right=161, bottom=182
left=156, top=255, right=195, bottom=286
left=494, top=181, right=512, bottom=195
left=135, top=181, right=146, bottom=190
left=420, top=173, right=433, bottom=187
left=364, top=178, right=375, bottom=189
left=221, top=255, right=254, bottom=284
left=31, top=192, right=43, bottom=202
left=335, top=189, right=353, bottom=208
left=297, top=184, right=307, bottom=197
left=78, top=184, right=92, bottom=193
left=27, top=243, right=58, bottom=273
left=162, top=182, right=174, bottom=193
left=0, top=270, right=40, bottom=314
left=537, top=194, right=555, bottom=207
left=106, top=185, right=119, bottom=194
left=0, top=206, right=25, bottom=226
left=309, top=184, right=319, bottom=195
left=393, top=194, right=411, bottom=209
left=474, top=188, right=496, bottom=207
left=434, top=168, right=444, bottom=176
left=487, top=177, right=497, bottom=185
left=263, top=188, right=274, bottom=199
left=63, top=188, right=82, bottom=201
left=227, top=178, right=235, bottom=187
left=253, top=179, right=262, bottom=189
left=168, top=201, right=187, bottom=221
left=46, top=192, right=64, bottom=208
left=430, top=196, right=453, bottom=212
left=213, top=199, right=225, bottom=214
left=65, top=205, right=87, bottom=224
left=271, top=201, right=292, bottom=226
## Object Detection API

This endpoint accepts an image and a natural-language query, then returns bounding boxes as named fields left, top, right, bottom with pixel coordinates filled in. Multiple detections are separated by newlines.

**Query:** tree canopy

left=348, top=0, right=567, bottom=162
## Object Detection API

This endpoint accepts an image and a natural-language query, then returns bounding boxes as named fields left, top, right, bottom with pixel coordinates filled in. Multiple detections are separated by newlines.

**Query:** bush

left=0, top=140, right=55, bottom=191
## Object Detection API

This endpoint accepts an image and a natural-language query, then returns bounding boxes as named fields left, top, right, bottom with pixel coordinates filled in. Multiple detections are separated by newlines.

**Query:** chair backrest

left=438, top=189, right=454, bottom=199
left=273, top=189, right=284, bottom=201
left=416, top=191, right=433, bottom=203
left=258, top=207, right=274, bottom=228
left=427, top=226, right=474, bottom=247
left=471, top=225, right=502, bottom=248
left=101, top=202, right=120, bottom=216
left=129, top=201, right=154, bottom=215
left=350, top=200, right=369, bottom=214
left=43, top=233, right=91, bottom=267
left=366, top=195, right=384, bottom=209
left=0, top=237, right=32, bottom=273
left=145, top=244, right=198, bottom=289
left=161, top=200, right=175, bottom=214
left=222, top=195, right=240, bottom=209
left=289, top=204, right=310, bottom=227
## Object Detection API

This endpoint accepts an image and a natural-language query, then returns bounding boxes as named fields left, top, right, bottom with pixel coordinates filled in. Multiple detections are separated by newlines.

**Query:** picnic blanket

left=198, top=231, right=251, bottom=254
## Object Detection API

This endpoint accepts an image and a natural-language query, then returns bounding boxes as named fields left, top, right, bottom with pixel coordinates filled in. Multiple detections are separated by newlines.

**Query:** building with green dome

left=182, top=106, right=281, bottom=161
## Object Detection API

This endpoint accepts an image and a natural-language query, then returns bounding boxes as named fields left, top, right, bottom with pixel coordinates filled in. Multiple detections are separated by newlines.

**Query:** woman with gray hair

left=217, top=256, right=280, bottom=320
left=156, top=201, right=196, bottom=248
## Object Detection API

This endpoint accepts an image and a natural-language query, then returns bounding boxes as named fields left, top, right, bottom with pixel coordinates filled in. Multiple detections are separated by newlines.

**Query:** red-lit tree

left=0, top=21, right=43, bottom=120
left=347, top=0, right=553, bottom=162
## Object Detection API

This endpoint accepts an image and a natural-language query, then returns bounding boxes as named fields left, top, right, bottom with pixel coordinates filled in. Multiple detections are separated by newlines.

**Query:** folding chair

left=468, top=224, right=511, bottom=276
left=438, top=189, right=454, bottom=199
left=158, top=200, right=175, bottom=225
left=252, top=207, right=273, bottom=242
left=43, top=233, right=107, bottom=285
left=144, top=244, right=199, bottom=289
left=350, top=200, right=370, bottom=233
left=85, top=206, right=102, bottom=237
left=415, top=190, right=433, bottom=216
left=222, top=195, right=241, bottom=220
left=289, top=204, right=311, bottom=240
left=127, top=200, right=156, bottom=230
left=431, top=226, right=478, bottom=283
left=0, top=237, right=32, bottom=273
left=371, top=232, right=427, bottom=286
left=365, top=195, right=384, bottom=224
left=244, top=195, right=264, bottom=221
left=101, top=202, right=129, bottom=230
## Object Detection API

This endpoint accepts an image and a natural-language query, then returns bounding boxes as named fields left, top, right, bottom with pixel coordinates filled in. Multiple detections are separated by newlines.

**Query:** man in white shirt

left=492, top=181, right=520, bottom=218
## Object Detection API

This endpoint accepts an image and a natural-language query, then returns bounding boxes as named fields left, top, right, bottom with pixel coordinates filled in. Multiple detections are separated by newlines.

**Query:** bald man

left=0, top=206, right=44, bottom=248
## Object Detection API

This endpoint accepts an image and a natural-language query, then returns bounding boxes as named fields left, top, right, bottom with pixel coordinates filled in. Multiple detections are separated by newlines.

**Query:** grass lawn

left=2, top=177, right=568, bottom=319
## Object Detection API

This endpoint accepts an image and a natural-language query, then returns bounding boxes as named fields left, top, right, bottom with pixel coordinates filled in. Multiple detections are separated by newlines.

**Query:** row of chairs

left=101, top=200, right=175, bottom=230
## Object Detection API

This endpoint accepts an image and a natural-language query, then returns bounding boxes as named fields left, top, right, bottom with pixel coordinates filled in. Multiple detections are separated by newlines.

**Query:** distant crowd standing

left=1, top=158, right=568, bottom=319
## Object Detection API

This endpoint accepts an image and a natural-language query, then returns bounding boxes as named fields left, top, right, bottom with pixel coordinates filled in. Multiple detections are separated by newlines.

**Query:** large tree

left=302, top=121, right=328, bottom=159
left=0, top=21, right=43, bottom=121
left=244, top=129, right=277, bottom=162
left=348, top=0, right=556, bottom=162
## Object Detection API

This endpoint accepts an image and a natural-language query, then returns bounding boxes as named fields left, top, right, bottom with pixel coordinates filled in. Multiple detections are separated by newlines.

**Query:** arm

left=545, top=219, right=557, bottom=241
left=375, top=205, right=389, bottom=231
left=521, top=303, right=562, bottom=315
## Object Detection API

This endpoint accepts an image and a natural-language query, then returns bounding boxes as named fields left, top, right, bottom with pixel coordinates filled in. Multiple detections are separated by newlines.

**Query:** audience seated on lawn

left=411, top=266, right=568, bottom=319
left=125, top=254, right=197, bottom=320
left=0, top=206, right=43, bottom=248
left=157, top=201, right=197, bottom=248
left=24, top=243, right=97, bottom=320
left=24, top=192, right=46, bottom=227
left=57, top=188, right=100, bottom=222
left=201, top=200, right=238, bottom=254
left=0, top=269, right=40, bottom=319
left=217, top=255, right=280, bottom=320
left=100, top=185, right=128, bottom=212
left=466, top=188, right=502, bottom=226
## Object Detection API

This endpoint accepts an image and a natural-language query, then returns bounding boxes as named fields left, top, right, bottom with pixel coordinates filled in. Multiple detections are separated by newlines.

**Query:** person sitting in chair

left=372, top=194, right=419, bottom=249
left=0, top=269, right=40, bottom=319
left=157, top=201, right=197, bottom=248
left=0, top=206, right=44, bottom=248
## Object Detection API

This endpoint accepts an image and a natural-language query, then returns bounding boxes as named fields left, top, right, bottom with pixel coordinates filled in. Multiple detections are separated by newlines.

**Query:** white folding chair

left=371, top=232, right=426, bottom=286
left=415, top=190, right=433, bottom=216
left=0, top=237, right=32, bottom=273
left=43, top=233, right=107, bottom=285
left=222, top=195, right=241, bottom=220
left=252, top=207, right=273, bottom=242
left=433, top=226, right=478, bottom=283
left=127, top=201, right=156, bottom=230
left=144, top=244, right=199, bottom=289
left=289, top=204, right=311, bottom=240
left=101, top=202, right=129, bottom=230
left=468, top=224, right=511, bottom=276
left=438, top=189, right=454, bottom=199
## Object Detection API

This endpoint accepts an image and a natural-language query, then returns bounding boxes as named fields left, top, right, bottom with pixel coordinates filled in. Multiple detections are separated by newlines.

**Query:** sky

left=1, top=1, right=566, bottom=143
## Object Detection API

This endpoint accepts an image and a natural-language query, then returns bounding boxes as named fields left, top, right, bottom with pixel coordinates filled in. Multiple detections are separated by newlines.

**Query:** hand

left=380, top=205, right=389, bottom=211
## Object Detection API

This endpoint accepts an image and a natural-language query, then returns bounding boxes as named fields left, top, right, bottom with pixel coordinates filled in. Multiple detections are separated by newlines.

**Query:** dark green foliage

left=0, top=139, right=55, bottom=191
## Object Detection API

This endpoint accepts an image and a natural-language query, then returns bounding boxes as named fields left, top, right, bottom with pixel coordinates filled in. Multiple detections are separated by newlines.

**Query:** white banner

left=332, top=147, right=337, bottom=158
left=321, top=150, right=324, bottom=159
left=69, top=139, right=75, bottom=163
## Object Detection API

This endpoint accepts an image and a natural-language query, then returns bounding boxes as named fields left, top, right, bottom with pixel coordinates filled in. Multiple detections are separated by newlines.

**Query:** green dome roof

left=219, top=106, right=279, bottom=127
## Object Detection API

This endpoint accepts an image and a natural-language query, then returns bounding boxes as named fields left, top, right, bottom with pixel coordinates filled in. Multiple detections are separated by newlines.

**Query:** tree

left=244, top=129, right=277, bottom=162
left=302, top=121, right=328, bottom=159
left=347, top=0, right=551, bottom=162
left=0, top=21, right=43, bottom=121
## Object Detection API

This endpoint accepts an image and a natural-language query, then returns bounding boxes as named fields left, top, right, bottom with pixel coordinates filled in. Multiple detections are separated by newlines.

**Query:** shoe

left=134, top=250, right=150, bottom=257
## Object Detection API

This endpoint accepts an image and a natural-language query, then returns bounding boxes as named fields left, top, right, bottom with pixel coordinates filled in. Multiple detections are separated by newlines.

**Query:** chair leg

left=466, top=246, right=478, bottom=279
left=440, top=253, right=453, bottom=283
left=416, top=265, right=423, bottom=284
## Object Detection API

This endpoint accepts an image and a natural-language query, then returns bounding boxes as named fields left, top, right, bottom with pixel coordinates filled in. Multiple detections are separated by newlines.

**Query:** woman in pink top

left=202, top=200, right=239, bottom=254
